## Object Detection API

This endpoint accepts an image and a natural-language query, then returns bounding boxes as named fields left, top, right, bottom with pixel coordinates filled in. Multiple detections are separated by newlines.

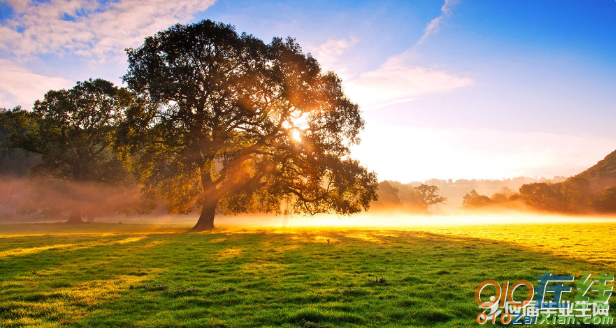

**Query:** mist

left=3, top=173, right=615, bottom=227
left=0, top=175, right=148, bottom=222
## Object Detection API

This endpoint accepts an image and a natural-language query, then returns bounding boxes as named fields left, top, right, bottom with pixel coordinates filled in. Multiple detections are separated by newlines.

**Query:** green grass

left=0, top=222, right=615, bottom=327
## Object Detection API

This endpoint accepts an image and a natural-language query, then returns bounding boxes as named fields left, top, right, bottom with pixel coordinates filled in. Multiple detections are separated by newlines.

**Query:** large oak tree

left=121, top=20, right=377, bottom=231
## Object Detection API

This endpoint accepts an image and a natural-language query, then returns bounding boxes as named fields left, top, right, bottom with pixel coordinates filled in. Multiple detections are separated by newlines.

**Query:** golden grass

left=416, top=222, right=616, bottom=267
left=0, top=236, right=147, bottom=259
left=218, top=222, right=616, bottom=266
left=272, top=245, right=302, bottom=252
left=216, top=247, right=243, bottom=259
left=343, top=232, right=386, bottom=244
left=2, top=274, right=152, bottom=328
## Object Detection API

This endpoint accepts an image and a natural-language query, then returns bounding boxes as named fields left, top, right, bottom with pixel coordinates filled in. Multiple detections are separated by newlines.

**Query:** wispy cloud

left=2, top=0, right=30, bottom=12
left=307, top=37, right=358, bottom=80
left=343, top=53, right=473, bottom=110
left=307, top=1, right=471, bottom=111
left=0, top=0, right=217, bottom=61
left=418, top=0, right=460, bottom=44
left=0, top=59, right=72, bottom=109
left=0, top=0, right=217, bottom=107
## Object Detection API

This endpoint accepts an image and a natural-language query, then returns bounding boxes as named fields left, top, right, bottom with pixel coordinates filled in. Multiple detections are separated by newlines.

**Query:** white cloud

left=310, top=38, right=357, bottom=67
left=418, top=0, right=459, bottom=44
left=0, top=0, right=218, bottom=107
left=307, top=37, right=358, bottom=80
left=307, top=37, right=473, bottom=110
left=0, top=0, right=217, bottom=61
left=344, top=53, right=473, bottom=109
left=2, top=0, right=31, bottom=12
left=0, top=59, right=72, bottom=109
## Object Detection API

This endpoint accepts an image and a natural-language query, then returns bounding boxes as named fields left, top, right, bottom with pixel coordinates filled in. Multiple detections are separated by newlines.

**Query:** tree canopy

left=120, top=20, right=377, bottom=231
left=0, top=108, right=41, bottom=177
left=1, top=79, right=146, bottom=223
left=375, top=181, right=400, bottom=204
left=409, top=184, right=446, bottom=211
left=462, top=189, right=495, bottom=209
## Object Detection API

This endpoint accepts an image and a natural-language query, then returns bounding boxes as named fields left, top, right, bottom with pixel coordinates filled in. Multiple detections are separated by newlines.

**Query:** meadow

left=1, top=217, right=616, bottom=327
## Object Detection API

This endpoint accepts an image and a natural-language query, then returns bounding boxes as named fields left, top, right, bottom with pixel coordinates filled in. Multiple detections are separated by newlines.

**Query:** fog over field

left=36, top=212, right=613, bottom=229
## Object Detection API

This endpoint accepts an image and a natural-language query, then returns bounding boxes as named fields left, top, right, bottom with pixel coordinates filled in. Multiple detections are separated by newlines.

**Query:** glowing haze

left=1, top=0, right=615, bottom=182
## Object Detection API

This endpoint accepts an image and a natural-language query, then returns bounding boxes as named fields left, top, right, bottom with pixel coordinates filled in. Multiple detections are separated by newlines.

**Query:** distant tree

left=598, top=186, right=616, bottom=213
left=518, top=183, right=560, bottom=212
left=490, top=193, right=508, bottom=204
left=462, top=189, right=492, bottom=209
left=120, top=20, right=378, bottom=231
left=0, top=108, right=41, bottom=177
left=386, top=180, right=416, bottom=203
left=408, top=184, right=446, bottom=211
left=519, top=178, right=594, bottom=213
left=490, top=187, right=515, bottom=203
left=551, top=177, right=594, bottom=212
left=375, top=181, right=400, bottom=204
left=1, top=79, right=148, bottom=223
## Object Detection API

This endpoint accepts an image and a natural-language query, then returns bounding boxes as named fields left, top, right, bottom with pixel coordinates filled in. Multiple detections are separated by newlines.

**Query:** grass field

left=1, top=219, right=616, bottom=327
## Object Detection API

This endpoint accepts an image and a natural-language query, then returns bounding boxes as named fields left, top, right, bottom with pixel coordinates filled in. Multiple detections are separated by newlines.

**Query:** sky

left=1, top=0, right=615, bottom=182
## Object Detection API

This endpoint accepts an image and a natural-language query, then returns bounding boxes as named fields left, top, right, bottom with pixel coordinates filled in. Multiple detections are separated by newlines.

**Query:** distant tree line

left=371, top=177, right=565, bottom=212
left=373, top=160, right=616, bottom=214
left=373, top=180, right=447, bottom=212
left=462, top=173, right=616, bottom=214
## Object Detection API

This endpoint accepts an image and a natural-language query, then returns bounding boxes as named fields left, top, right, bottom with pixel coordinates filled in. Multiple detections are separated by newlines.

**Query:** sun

left=288, top=112, right=308, bottom=142
left=292, top=129, right=301, bottom=142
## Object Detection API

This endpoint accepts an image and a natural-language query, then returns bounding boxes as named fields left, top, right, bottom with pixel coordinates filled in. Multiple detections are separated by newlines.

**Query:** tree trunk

left=191, top=199, right=217, bottom=231
left=67, top=209, right=83, bottom=224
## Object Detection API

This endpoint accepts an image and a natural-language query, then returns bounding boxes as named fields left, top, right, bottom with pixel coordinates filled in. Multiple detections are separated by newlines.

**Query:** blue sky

left=1, top=0, right=615, bottom=181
